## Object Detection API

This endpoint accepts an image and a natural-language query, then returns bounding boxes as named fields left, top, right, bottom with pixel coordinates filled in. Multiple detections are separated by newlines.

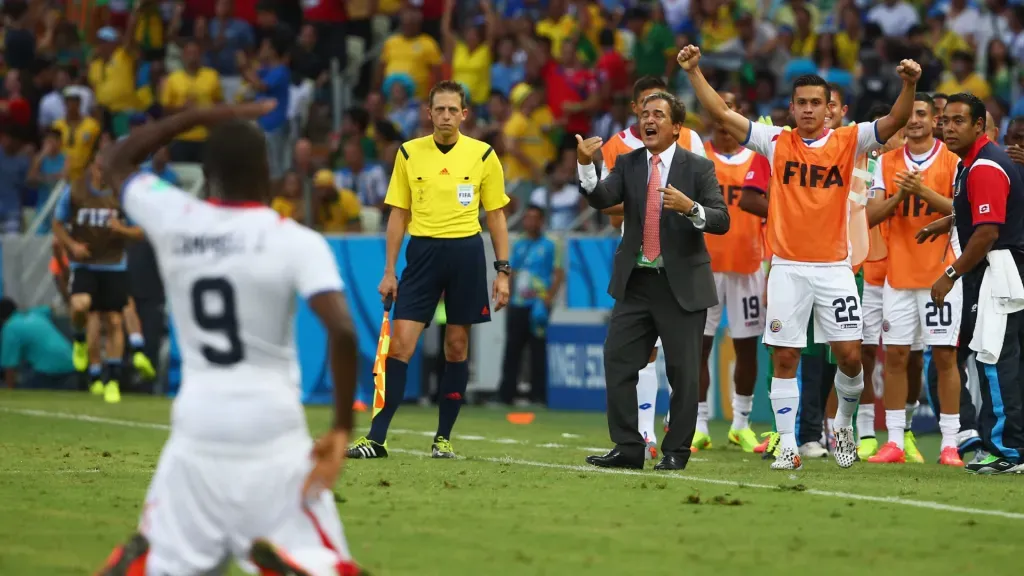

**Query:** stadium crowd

left=0, top=0, right=1020, bottom=399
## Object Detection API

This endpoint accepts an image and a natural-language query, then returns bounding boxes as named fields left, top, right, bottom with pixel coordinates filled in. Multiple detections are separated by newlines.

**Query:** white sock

left=939, top=413, right=960, bottom=450
left=770, top=378, right=800, bottom=451
left=833, top=368, right=864, bottom=428
left=856, top=403, right=875, bottom=441
left=827, top=418, right=835, bottom=440
left=731, top=394, right=754, bottom=430
left=637, top=361, right=658, bottom=444
left=885, top=409, right=906, bottom=449
left=905, top=401, right=919, bottom=429
left=696, top=401, right=710, bottom=435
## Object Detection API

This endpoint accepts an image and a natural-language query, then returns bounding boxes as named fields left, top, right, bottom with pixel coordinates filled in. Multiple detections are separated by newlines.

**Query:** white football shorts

left=862, top=283, right=884, bottom=346
left=764, top=264, right=862, bottom=347
left=704, top=269, right=767, bottom=339
left=139, top=432, right=353, bottom=576
left=882, top=279, right=962, bottom=347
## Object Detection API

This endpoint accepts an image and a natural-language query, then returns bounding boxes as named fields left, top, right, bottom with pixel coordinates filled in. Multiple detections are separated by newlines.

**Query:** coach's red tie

left=643, top=154, right=662, bottom=262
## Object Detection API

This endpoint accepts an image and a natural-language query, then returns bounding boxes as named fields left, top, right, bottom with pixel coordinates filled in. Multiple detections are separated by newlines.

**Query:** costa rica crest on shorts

left=769, top=319, right=782, bottom=332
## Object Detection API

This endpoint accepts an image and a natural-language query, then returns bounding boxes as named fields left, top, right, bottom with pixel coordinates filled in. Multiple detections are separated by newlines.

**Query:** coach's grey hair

left=641, top=91, right=687, bottom=125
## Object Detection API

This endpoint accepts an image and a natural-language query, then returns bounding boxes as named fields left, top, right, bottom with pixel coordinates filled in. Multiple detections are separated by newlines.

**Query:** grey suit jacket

left=583, top=144, right=729, bottom=312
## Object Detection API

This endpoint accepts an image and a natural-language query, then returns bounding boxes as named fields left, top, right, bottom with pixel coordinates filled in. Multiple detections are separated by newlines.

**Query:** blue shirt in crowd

left=142, top=162, right=181, bottom=187
left=258, top=65, right=291, bottom=132
left=206, top=18, right=255, bottom=76
left=0, top=147, right=29, bottom=219
left=0, top=307, right=75, bottom=375
left=53, top=184, right=132, bottom=271
left=510, top=235, right=560, bottom=308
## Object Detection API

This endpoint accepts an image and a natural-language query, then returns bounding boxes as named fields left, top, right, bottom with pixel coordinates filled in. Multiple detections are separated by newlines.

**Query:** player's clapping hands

left=896, top=59, right=922, bottom=84
left=895, top=170, right=924, bottom=196
left=575, top=134, right=603, bottom=165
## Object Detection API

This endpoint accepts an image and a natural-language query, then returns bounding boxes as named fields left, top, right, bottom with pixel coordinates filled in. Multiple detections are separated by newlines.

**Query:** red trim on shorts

left=206, top=198, right=268, bottom=209
left=302, top=506, right=362, bottom=576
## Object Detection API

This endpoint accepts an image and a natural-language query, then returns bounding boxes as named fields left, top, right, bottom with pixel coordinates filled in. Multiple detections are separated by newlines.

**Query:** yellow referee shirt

left=385, top=134, right=509, bottom=239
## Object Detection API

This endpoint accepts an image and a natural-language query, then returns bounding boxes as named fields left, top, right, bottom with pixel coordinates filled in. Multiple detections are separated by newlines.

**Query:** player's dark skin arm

left=104, top=101, right=275, bottom=191
left=307, top=291, right=358, bottom=433
left=739, top=188, right=768, bottom=218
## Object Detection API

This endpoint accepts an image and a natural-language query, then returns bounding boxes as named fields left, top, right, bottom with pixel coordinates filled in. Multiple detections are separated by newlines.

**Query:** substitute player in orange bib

left=696, top=91, right=767, bottom=453
left=598, top=76, right=706, bottom=459
left=866, top=93, right=964, bottom=466
left=677, top=44, right=920, bottom=470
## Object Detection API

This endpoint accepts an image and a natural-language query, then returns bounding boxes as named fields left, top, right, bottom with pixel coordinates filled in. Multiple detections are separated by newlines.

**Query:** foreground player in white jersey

left=97, top=102, right=364, bottom=576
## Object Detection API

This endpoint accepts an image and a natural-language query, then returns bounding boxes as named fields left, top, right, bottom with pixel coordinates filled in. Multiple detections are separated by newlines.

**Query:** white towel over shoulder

left=969, top=250, right=1024, bottom=364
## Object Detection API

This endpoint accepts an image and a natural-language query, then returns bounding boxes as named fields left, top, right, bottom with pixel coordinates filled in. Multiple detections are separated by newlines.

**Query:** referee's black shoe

left=347, top=437, right=389, bottom=459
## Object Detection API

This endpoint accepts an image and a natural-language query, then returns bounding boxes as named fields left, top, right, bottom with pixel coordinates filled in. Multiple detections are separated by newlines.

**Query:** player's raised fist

left=575, top=134, right=603, bottom=165
left=677, top=45, right=701, bottom=71
left=896, top=59, right=922, bottom=83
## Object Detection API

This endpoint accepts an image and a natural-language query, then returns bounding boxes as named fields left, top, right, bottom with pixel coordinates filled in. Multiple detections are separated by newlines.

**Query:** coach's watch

left=945, top=265, right=959, bottom=280
left=494, top=260, right=512, bottom=276
left=687, top=203, right=701, bottom=217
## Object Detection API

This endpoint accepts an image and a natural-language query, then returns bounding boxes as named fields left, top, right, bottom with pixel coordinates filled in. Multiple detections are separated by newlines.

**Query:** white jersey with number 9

left=122, top=172, right=344, bottom=446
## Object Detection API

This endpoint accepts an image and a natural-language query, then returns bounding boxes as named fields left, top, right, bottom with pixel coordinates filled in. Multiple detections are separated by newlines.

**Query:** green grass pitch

left=1, top=390, right=1021, bottom=575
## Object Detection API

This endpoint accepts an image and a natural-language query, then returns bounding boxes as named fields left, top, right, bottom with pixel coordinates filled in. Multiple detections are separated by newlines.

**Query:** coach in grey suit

left=576, top=92, right=729, bottom=471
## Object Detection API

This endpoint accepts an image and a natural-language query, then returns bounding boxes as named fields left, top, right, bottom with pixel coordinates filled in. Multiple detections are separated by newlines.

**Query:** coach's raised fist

left=677, top=45, right=701, bottom=71
left=896, top=59, right=922, bottom=84
left=575, top=134, right=603, bottom=165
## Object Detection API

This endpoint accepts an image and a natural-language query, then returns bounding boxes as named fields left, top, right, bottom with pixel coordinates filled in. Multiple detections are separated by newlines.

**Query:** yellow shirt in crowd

left=937, top=72, right=992, bottom=101
left=89, top=47, right=138, bottom=112
left=385, top=134, right=509, bottom=238
left=317, top=189, right=364, bottom=233
left=502, top=107, right=556, bottom=183
left=381, top=34, right=443, bottom=100
left=160, top=67, right=224, bottom=141
left=52, top=117, right=102, bottom=180
left=452, top=42, right=491, bottom=105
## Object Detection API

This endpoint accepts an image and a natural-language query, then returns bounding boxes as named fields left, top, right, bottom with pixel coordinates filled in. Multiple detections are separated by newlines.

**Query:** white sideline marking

left=4, top=407, right=1023, bottom=520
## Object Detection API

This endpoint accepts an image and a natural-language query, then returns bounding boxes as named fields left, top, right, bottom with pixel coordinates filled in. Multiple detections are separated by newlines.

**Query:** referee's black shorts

left=395, top=234, right=491, bottom=325
left=70, top=267, right=129, bottom=313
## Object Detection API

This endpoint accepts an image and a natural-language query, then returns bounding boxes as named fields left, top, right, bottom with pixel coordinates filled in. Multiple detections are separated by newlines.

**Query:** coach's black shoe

left=347, top=437, right=388, bottom=459
left=585, top=448, right=643, bottom=470
left=966, top=454, right=1019, bottom=475
left=654, top=453, right=688, bottom=471
left=96, top=532, right=149, bottom=576
left=431, top=436, right=457, bottom=459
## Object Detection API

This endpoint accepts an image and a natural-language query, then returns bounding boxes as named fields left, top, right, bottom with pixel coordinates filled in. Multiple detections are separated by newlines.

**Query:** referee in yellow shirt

left=349, top=80, right=511, bottom=460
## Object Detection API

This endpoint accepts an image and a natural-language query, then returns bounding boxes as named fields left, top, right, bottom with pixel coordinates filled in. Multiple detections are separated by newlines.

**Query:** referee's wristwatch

left=494, top=260, right=512, bottom=276
left=945, top=265, right=959, bottom=280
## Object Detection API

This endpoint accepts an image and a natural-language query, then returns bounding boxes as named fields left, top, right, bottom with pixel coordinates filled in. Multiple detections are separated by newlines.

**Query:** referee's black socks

left=368, top=358, right=408, bottom=444
left=437, top=360, right=469, bottom=440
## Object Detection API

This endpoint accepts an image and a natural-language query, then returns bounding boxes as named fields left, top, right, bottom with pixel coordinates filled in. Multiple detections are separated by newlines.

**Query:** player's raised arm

left=676, top=46, right=752, bottom=146
left=104, top=100, right=277, bottom=193
left=874, top=60, right=922, bottom=144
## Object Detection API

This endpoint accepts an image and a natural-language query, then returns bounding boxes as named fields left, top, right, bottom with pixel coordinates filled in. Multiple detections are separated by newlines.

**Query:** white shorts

left=882, top=279, right=962, bottom=347
left=862, top=283, right=884, bottom=345
left=704, top=270, right=767, bottom=339
left=140, top=433, right=352, bottom=576
left=764, top=264, right=862, bottom=347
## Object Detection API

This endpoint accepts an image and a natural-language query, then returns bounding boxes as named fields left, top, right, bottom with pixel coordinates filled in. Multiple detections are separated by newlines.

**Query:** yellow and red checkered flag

left=371, top=296, right=394, bottom=420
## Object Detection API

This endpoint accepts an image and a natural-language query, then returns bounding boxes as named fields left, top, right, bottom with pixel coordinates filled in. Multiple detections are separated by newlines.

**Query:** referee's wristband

left=494, top=260, right=511, bottom=275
